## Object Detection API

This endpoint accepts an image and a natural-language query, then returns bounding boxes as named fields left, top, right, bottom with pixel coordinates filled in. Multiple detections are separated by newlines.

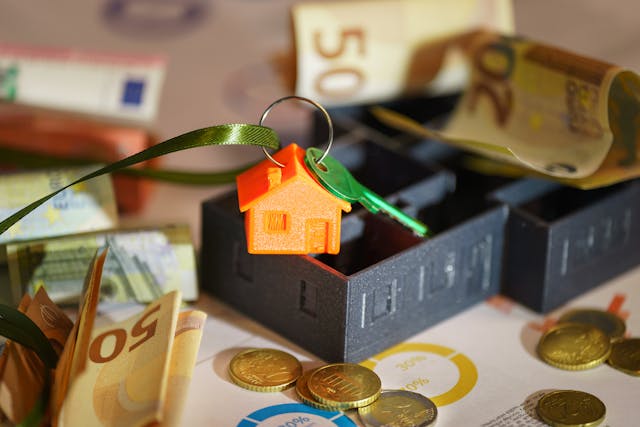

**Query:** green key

left=305, top=147, right=431, bottom=237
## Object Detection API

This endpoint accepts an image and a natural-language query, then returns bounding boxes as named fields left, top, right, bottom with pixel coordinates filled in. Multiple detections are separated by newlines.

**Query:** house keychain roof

left=236, top=143, right=351, bottom=254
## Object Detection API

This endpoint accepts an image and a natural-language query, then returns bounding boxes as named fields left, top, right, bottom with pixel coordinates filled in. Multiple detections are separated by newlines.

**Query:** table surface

left=1, top=1, right=639, bottom=426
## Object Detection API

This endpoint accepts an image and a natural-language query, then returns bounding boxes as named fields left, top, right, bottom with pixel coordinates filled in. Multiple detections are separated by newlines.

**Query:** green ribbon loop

left=0, top=123, right=280, bottom=235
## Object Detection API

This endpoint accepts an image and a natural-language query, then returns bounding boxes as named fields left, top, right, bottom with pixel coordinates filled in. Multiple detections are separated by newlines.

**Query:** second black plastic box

left=492, top=179, right=640, bottom=313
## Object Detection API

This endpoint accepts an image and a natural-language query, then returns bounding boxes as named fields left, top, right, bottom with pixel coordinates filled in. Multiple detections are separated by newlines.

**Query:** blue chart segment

left=237, top=403, right=356, bottom=427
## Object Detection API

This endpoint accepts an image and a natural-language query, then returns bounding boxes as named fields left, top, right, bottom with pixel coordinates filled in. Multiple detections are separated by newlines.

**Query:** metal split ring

left=260, top=95, right=334, bottom=168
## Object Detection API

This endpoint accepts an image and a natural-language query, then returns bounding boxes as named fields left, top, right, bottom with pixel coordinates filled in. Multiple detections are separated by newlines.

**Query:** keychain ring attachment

left=260, top=95, right=334, bottom=168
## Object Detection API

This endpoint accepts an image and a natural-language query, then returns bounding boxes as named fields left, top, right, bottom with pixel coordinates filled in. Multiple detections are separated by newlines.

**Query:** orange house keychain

left=236, top=97, right=351, bottom=254
left=236, top=96, right=430, bottom=255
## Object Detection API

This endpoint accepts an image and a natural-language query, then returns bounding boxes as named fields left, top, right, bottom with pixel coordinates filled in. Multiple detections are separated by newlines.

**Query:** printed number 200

left=313, top=28, right=366, bottom=98
left=89, top=304, right=160, bottom=363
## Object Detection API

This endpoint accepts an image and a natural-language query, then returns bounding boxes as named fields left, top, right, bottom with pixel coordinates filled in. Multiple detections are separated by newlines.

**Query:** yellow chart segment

left=361, top=342, right=478, bottom=406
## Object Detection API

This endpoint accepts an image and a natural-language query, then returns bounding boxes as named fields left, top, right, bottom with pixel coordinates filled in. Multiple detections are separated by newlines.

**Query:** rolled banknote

left=2, top=224, right=198, bottom=306
left=0, top=166, right=118, bottom=244
left=292, top=0, right=514, bottom=106
left=373, top=31, right=640, bottom=188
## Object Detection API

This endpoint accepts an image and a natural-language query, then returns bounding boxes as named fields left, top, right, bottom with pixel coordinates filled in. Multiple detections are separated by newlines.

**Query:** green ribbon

left=0, top=123, right=279, bottom=235
left=0, top=144, right=257, bottom=185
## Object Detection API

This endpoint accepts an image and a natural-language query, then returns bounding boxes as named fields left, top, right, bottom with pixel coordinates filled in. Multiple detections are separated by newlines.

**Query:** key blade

left=361, top=188, right=431, bottom=237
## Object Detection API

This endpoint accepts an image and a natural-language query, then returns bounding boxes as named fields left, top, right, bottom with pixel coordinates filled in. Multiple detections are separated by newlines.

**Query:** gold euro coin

left=358, top=390, right=437, bottom=427
left=536, top=390, right=605, bottom=427
left=296, top=369, right=342, bottom=411
left=608, top=338, right=640, bottom=376
left=537, top=323, right=611, bottom=370
left=307, top=363, right=381, bottom=410
left=558, top=309, right=626, bottom=341
left=228, top=348, right=302, bottom=392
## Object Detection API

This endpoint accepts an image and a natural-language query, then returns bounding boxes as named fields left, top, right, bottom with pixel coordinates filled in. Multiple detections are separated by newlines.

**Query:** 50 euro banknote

left=0, top=224, right=198, bottom=306
left=57, top=290, right=205, bottom=427
left=292, top=0, right=514, bottom=106
left=373, top=31, right=640, bottom=189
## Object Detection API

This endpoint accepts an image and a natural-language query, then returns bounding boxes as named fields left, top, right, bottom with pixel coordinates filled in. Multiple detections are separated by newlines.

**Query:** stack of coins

left=228, top=348, right=439, bottom=426
left=537, top=308, right=639, bottom=375
left=297, top=363, right=381, bottom=410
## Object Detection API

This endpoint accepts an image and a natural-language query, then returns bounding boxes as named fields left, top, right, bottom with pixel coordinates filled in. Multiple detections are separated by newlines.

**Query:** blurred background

left=1, top=0, right=639, bottom=247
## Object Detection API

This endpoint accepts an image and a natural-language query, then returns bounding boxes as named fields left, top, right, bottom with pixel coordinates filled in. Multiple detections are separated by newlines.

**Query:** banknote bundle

left=0, top=224, right=199, bottom=307
left=0, top=105, right=158, bottom=213
left=0, top=249, right=206, bottom=427
left=0, top=165, right=199, bottom=307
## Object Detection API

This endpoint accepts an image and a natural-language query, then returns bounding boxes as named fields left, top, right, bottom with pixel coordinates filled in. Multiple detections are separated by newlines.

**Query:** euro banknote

left=373, top=31, right=640, bottom=188
left=0, top=166, right=118, bottom=244
left=292, top=0, right=514, bottom=106
left=56, top=288, right=205, bottom=427
left=0, top=43, right=165, bottom=123
left=2, top=224, right=198, bottom=306
left=59, top=290, right=181, bottom=427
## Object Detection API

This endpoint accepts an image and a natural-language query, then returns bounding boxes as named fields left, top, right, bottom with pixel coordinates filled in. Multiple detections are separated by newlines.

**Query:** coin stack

left=228, top=347, right=439, bottom=427
left=537, top=308, right=639, bottom=375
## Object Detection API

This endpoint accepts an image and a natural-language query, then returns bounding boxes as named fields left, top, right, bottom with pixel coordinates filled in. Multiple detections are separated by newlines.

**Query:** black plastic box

left=201, top=137, right=507, bottom=362
left=492, top=178, right=640, bottom=313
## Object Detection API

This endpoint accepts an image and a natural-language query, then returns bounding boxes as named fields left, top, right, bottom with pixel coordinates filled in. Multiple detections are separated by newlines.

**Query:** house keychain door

left=236, top=96, right=430, bottom=255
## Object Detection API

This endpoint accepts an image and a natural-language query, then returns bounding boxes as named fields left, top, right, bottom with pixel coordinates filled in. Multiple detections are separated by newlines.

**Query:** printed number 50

left=89, top=304, right=161, bottom=363
left=313, top=28, right=366, bottom=99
